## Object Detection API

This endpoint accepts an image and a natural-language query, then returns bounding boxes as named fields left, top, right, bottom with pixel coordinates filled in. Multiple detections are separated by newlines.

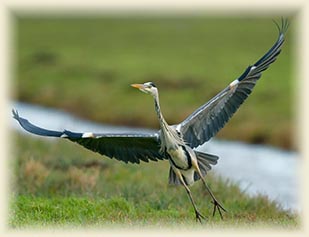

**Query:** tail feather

left=195, top=151, right=219, bottom=165
left=193, top=151, right=219, bottom=181
left=168, top=167, right=182, bottom=186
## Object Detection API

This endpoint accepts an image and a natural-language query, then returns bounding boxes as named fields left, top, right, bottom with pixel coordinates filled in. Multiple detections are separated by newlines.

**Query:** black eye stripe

left=149, top=82, right=156, bottom=88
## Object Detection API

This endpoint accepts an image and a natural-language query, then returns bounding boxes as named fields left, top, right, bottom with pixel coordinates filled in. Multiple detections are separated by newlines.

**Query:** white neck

left=153, top=93, right=169, bottom=130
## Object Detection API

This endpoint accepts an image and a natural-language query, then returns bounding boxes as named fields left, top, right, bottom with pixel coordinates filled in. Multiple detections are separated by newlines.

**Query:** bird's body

left=13, top=19, right=289, bottom=222
left=144, top=84, right=193, bottom=184
left=154, top=94, right=195, bottom=184
left=163, top=126, right=197, bottom=186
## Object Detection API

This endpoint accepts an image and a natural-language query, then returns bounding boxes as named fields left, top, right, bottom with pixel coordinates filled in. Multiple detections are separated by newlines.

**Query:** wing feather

left=12, top=109, right=164, bottom=164
left=177, top=19, right=288, bottom=148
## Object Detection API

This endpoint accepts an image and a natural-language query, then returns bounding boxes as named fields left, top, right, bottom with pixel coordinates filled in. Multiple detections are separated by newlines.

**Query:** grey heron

left=13, top=19, right=288, bottom=222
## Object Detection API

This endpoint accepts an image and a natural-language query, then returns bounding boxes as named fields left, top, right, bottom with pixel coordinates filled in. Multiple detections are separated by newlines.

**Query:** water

left=198, top=140, right=300, bottom=212
left=11, top=102, right=300, bottom=213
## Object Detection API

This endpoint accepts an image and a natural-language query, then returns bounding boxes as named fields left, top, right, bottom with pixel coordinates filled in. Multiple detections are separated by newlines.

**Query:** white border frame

left=1, top=1, right=308, bottom=236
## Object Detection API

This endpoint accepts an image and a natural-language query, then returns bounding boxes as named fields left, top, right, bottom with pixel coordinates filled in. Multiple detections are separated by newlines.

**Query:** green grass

left=13, top=16, right=295, bottom=149
left=10, top=195, right=299, bottom=229
left=8, top=133, right=299, bottom=228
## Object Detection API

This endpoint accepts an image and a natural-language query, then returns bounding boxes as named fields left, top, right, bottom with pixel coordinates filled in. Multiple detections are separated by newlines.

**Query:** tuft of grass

left=8, top=133, right=300, bottom=229
left=13, top=16, right=294, bottom=149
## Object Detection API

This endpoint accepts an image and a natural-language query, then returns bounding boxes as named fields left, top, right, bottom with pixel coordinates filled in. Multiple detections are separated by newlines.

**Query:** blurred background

left=13, top=16, right=294, bottom=148
left=10, top=15, right=299, bottom=227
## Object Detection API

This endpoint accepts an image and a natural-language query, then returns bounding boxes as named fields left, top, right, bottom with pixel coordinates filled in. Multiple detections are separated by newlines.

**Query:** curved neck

left=153, top=92, right=184, bottom=150
left=153, top=93, right=168, bottom=129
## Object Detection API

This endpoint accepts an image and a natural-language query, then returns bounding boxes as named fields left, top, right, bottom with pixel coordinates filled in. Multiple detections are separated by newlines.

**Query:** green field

left=10, top=16, right=298, bottom=229
left=9, top=133, right=299, bottom=228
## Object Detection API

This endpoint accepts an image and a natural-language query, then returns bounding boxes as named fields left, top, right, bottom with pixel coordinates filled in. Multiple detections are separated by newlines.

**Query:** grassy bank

left=8, top=133, right=299, bottom=228
left=10, top=195, right=298, bottom=229
left=13, top=16, right=294, bottom=149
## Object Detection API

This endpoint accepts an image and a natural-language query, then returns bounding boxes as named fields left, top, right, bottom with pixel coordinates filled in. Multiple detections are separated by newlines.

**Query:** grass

left=8, top=133, right=299, bottom=228
left=13, top=16, right=295, bottom=149
left=10, top=195, right=299, bottom=229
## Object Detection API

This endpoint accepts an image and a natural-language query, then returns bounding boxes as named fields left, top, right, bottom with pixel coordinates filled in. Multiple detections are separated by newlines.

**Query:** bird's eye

left=149, top=82, right=156, bottom=88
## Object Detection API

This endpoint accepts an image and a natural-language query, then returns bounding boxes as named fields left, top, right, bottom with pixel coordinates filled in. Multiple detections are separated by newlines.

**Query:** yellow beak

left=131, top=84, right=144, bottom=89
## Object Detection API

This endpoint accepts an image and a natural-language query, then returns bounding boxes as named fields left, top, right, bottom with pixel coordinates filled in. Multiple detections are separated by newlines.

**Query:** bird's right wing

left=177, top=19, right=289, bottom=148
left=13, top=109, right=165, bottom=164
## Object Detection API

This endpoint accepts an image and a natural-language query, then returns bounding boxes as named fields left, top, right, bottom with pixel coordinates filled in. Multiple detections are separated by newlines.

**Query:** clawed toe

left=195, top=210, right=206, bottom=223
left=211, top=199, right=227, bottom=219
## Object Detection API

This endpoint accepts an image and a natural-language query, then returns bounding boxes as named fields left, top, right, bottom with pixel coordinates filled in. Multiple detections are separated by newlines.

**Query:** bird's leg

left=175, top=169, right=205, bottom=223
left=195, top=167, right=226, bottom=219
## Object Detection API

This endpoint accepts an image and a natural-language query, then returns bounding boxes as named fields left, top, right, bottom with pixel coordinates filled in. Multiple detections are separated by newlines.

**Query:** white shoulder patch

left=60, top=134, right=68, bottom=138
left=175, top=124, right=182, bottom=132
left=229, top=79, right=239, bottom=88
left=82, top=132, right=95, bottom=138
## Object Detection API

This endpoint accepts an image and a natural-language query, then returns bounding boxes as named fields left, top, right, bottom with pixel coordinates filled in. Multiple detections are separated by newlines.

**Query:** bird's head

left=131, top=82, right=158, bottom=97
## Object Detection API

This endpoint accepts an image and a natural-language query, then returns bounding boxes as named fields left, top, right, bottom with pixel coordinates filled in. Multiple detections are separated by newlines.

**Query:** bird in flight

left=13, top=19, right=288, bottom=222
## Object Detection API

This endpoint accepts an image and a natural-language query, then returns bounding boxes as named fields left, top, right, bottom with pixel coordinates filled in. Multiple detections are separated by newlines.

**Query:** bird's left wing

left=12, top=110, right=165, bottom=164
left=176, top=19, right=289, bottom=148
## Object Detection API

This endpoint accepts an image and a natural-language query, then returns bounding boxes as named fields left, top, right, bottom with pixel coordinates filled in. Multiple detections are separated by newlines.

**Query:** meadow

left=9, top=133, right=299, bottom=228
left=10, top=16, right=298, bottom=229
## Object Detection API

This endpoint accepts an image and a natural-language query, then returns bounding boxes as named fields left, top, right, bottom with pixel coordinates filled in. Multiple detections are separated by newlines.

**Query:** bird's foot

left=211, top=199, right=227, bottom=220
left=195, top=210, right=206, bottom=223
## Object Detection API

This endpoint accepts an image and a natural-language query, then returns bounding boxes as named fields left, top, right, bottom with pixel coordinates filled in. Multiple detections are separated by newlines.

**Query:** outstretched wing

left=12, top=109, right=164, bottom=164
left=177, top=19, right=289, bottom=148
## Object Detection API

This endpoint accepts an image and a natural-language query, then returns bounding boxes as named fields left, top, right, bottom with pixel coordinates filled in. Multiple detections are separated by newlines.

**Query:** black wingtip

left=12, top=109, right=19, bottom=120
left=272, top=18, right=289, bottom=36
